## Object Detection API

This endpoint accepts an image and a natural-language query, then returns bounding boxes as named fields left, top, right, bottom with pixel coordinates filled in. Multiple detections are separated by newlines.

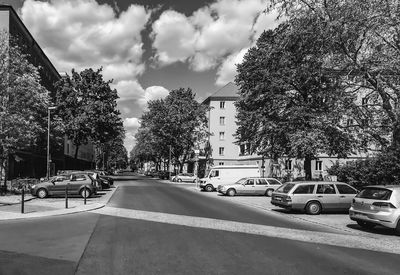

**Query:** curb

left=0, top=196, right=36, bottom=206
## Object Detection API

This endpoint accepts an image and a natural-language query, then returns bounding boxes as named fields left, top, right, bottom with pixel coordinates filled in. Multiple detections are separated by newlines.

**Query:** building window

left=220, top=101, right=225, bottom=109
left=315, top=160, right=323, bottom=171
left=219, top=116, right=225, bottom=125
left=219, top=132, right=225, bottom=140
left=67, top=143, right=69, bottom=154
left=219, top=147, right=224, bottom=156
left=219, top=162, right=224, bottom=166
left=285, top=160, right=292, bottom=170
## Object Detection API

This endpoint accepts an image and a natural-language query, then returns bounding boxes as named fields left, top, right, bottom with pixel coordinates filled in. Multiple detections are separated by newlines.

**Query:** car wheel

left=357, top=220, right=376, bottom=230
left=80, top=188, right=91, bottom=199
left=172, top=178, right=176, bottom=182
left=395, top=220, right=400, bottom=236
left=305, top=201, right=322, bottom=215
left=37, top=188, right=48, bottom=199
left=205, top=184, right=214, bottom=192
left=227, top=188, right=236, bottom=197
left=265, top=189, right=273, bottom=197
left=177, top=179, right=182, bottom=182
left=193, top=179, right=197, bottom=183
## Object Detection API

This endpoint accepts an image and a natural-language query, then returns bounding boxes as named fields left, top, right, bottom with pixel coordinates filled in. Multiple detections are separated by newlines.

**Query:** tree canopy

left=55, top=68, right=124, bottom=159
left=131, top=88, right=209, bottom=171
left=0, top=31, right=50, bottom=183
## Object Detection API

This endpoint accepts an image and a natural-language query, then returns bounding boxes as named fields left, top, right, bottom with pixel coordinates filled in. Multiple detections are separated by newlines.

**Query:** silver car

left=218, top=177, right=282, bottom=197
left=349, top=185, right=400, bottom=235
left=172, top=173, right=197, bottom=183
left=271, top=181, right=358, bottom=215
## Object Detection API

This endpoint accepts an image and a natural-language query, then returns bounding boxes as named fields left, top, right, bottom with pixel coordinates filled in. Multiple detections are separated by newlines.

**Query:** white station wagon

left=217, top=177, right=282, bottom=197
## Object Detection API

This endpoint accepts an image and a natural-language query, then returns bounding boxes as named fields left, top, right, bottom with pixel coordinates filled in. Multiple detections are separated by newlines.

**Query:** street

left=0, top=175, right=399, bottom=275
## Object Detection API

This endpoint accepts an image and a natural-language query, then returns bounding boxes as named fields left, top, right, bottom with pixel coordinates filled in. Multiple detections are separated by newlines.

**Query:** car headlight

left=31, top=185, right=36, bottom=189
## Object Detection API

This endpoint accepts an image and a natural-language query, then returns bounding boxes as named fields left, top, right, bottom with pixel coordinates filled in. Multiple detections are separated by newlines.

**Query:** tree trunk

left=392, top=122, right=400, bottom=149
left=74, top=145, right=80, bottom=159
left=304, top=155, right=312, bottom=180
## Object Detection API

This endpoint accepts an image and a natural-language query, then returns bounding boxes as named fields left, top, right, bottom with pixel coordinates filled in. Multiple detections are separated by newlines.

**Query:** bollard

left=21, top=189, right=25, bottom=214
left=65, top=184, right=68, bottom=209
left=84, top=185, right=87, bottom=205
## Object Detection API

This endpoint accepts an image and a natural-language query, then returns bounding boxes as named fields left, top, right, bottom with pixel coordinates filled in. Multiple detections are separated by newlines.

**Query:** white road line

left=93, top=206, right=400, bottom=255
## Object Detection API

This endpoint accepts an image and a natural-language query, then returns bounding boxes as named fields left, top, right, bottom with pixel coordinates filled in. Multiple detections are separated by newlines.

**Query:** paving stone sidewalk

left=0, top=185, right=118, bottom=220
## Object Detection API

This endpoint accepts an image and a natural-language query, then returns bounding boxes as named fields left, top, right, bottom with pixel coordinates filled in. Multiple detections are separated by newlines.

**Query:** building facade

left=0, top=5, right=95, bottom=179
left=202, top=82, right=371, bottom=180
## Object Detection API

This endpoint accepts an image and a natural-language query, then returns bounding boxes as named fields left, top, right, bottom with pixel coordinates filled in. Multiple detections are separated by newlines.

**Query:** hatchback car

left=31, top=173, right=96, bottom=199
left=218, top=177, right=282, bottom=196
left=349, top=185, right=400, bottom=234
left=172, top=173, right=197, bottom=183
left=271, top=181, right=358, bottom=215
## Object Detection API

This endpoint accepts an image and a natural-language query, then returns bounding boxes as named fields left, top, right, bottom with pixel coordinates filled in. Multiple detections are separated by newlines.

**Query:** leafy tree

left=0, top=31, right=50, bottom=185
left=55, top=68, right=123, bottom=159
left=97, top=134, right=128, bottom=171
left=270, top=0, right=400, bottom=150
left=133, top=88, right=209, bottom=172
left=235, top=19, right=357, bottom=179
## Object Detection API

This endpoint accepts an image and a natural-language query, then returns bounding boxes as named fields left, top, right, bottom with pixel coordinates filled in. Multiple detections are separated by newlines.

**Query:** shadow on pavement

left=346, top=224, right=397, bottom=236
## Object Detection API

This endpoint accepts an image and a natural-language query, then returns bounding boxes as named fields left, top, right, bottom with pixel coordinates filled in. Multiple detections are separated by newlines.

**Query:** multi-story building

left=0, top=5, right=95, bottom=179
left=202, top=82, right=371, bottom=179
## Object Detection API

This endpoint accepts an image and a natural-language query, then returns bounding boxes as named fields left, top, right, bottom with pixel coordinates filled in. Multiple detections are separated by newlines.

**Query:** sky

left=1, top=0, right=279, bottom=152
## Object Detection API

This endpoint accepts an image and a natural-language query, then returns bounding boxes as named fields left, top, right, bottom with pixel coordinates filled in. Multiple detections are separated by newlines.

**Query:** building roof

left=202, top=82, right=239, bottom=104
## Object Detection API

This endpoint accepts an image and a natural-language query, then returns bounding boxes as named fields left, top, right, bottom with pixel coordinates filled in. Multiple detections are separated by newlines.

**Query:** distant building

left=202, top=82, right=261, bottom=168
left=202, top=82, right=370, bottom=180
left=0, top=5, right=94, bottom=179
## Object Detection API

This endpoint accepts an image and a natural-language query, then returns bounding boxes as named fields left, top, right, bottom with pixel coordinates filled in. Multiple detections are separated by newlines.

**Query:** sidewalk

left=0, top=185, right=118, bottom=221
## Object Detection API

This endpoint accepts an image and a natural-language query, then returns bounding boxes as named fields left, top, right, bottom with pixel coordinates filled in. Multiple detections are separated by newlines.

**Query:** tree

left=235, top=19, right=357, bottom=179
left=0, top=31, right=50, bottom=185
left=55, top=68, right=123, bottom=160
left=270, top=0, right=400, bottom=150
left=134, top=88, right=209, bottom=172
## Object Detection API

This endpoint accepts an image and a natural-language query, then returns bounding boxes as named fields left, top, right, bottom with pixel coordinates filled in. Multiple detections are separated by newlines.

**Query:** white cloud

left=124, top=117, right=141, bottom=129
left=138, top=86, right=170, bottom=107
left=151, top=10, right=197, bottom=66
left=21, top=0, right=150, bottom=79
left=151, top=0, right=278, bottom=83
left=216, top=48, right=248, bottom=86
left=124, top=128, right=138, bottom=153
left=111, top=80, right=144, bottom=101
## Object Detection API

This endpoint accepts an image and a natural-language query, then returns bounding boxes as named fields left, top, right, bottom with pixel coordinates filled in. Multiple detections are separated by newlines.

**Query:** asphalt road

left=0, top=175, right=399, bottom=275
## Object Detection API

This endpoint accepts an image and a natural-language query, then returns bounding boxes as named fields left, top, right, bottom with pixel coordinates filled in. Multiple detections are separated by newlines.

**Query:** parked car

left=145, top=170, right=156, bottom=177
left=349, top=185, right=400, bottom=234
left=271, top=181, right=358, bottom=215
left=31, top=173, right=96, bottom=199
left=172, top=173, right=197, bottom=183
left=218, top=177, right=282, bottom=196
left=86, top=170, right=114, bottom=187
left=199, top=165, right=260, bottom=192
left=157, top=171, right=170, bottom=180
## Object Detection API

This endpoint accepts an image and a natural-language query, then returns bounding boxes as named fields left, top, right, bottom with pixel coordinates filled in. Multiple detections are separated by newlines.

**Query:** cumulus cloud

left=138, top=86, right=170, bottom=107
left=151, top=0, right=278, bottom=85
left=124, top=117, right=141, bottom=130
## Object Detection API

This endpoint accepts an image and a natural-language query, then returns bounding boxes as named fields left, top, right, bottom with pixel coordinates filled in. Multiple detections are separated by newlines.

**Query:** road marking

left=93, top=206, right=400, bottom=255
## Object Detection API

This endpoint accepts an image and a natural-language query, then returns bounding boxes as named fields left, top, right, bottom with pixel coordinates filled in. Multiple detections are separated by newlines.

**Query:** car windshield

left=275, top=183, right=295, bottom=194
left=357, top=187, right=392, bottom=200
left=235, top=178, right=247, bottom=184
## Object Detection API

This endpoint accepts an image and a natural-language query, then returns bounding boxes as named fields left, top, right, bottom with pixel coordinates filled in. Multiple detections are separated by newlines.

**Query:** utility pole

left=169, top=145, right=172, bottom=180
left=47, top=106, right=56, bottom=179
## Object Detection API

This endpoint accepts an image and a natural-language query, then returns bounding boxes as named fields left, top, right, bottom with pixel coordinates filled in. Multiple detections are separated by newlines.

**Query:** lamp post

left=47, top=106, right=56, bottom=179
left=194, top=148, right=200, bottom=188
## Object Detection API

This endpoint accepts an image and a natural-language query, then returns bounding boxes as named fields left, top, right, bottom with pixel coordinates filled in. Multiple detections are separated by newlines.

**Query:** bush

left=327, top=148, right=400, bottom=187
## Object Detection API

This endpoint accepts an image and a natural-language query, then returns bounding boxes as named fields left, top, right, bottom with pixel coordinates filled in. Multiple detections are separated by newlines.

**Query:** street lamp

left=194, top=148, right=200, bottom=188
left=47, top=106, right=57, bottom=179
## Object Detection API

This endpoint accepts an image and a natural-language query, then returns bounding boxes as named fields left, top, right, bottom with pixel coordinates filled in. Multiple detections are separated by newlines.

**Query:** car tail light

left=372, top=202, right=396, bottom=208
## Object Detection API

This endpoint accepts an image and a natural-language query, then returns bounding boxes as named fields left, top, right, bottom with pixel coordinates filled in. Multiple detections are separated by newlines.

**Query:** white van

left=199, top=165, right=260, bottom=192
